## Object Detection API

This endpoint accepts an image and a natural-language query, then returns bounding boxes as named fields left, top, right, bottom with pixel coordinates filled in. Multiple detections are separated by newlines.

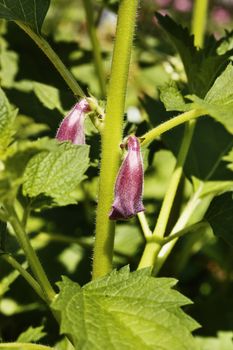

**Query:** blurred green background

left=0, top=0, right=233, bottom=347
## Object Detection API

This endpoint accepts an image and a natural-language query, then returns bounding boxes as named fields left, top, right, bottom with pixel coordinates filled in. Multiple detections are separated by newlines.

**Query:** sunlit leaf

left=195, top=331, right=233, bottom=350
left=23, top=142, right=90, bottom=207
left=17, top=326, right=46, bottom=343
left=52, top=267, right=199, bottom=350
left=188, top=64, right=233, bottom=135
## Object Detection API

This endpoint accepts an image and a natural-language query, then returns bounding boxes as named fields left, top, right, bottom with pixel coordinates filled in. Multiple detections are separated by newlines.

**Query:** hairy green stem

left=1, top=253, right=46, bottom=302
left=5, top=204, right=56, bottom=303
left=140, top=109, right=205, bottom=147
left=15, top=21, right=85, bottom=97
left=138, top=220, right=207, bottom=270
left=82, top=0, right=106, bottom=97
left=192, top=0, right=209, bottom=48
left=92, top=0, right=138, bottom=279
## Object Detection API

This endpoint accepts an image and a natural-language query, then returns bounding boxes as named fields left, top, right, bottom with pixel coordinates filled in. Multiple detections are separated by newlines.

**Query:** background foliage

left=0, top=0, right=233, bottom=349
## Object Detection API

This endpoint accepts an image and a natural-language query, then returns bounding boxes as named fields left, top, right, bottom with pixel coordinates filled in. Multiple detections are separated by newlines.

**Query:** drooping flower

left=56, top=99, right=90, bottom=145
left=109, top=135, right=145, bottom=220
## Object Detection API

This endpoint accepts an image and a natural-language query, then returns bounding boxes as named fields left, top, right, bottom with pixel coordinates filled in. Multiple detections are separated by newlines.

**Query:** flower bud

left=109, top=135, right=145, bottom=220
left=56, top=99, right=90, bottom=145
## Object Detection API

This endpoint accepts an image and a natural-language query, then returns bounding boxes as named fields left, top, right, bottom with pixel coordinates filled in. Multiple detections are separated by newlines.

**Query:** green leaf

left=189, top=95, right=233, bottom=135
left=0, top=40, right=19, bottom=88
left=17, top=326, right=46, bottom=343
left=22, top=142, right=90, bottom=207
left=113, top=224, right=143, bottom=265
left=205, top=192, right=233, bottom=246
left=52, top=267, right=199, bottom=350
left=195, top=331, right=233, bottom=350
left=0, top=87, right=17, bottom=157
left=0, top=0, right=50, bottom=34
left=188, top=64, right=233, bottom=134
left=224, top=148, right=233, bottom=171
left=0, top=138, right=59, bottom=202
left=205, top=63, right=233, bottom=104
left=156, top=13, right=233, bottom=97
left=217, top=30, right=233, bottom=55
left=1, top=136, right=55, bottom=173
left=160, top=83, right=189, bottom=112
left=33, top=82, right=64, bottom=113
left=15, top=115, right=49, bottom=139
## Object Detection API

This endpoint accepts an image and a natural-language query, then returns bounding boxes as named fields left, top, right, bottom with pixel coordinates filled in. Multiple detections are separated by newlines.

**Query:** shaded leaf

left=142, top=94, right=233, bottom=182
left=0, top=0, right=50, bottom=34
left=52, top=267, right=198, bottom=350
left=205, top=192, right=233, bottom=246
left=156, top=13, right=233, bottom=97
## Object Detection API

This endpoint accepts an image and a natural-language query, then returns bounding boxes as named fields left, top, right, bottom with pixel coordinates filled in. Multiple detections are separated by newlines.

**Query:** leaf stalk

left=15, top=21, right=85, bottom=98
left=4, top=204, right=56, bottom=303
left=82, top=0, right=106, bottom=97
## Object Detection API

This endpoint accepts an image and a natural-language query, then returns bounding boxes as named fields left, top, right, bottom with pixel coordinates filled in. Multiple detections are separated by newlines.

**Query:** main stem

left=5, top=204, right=56, bottom=303
left=92, top=0, right=138, bottom=279
left=83, top=0, right=106, bottom=97
left=15, top=21, right=85, bottom=97
left=192, top=0, right=209, bottom=48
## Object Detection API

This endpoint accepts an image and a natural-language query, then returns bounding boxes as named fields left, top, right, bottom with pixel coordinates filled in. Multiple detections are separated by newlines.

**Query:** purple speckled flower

left=109, top=135, right=145, bottom=220
left=56, top=99, right=90, bottom=145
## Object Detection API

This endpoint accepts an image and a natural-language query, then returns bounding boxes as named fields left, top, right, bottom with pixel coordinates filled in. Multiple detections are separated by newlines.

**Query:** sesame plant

left=0, top=0, right=233, bottom=349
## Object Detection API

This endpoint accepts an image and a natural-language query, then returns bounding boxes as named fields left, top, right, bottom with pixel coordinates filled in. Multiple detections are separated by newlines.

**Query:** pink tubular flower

left=109, top=135, right=145, bottom=220
left=56, top=99, right=90, bottom=145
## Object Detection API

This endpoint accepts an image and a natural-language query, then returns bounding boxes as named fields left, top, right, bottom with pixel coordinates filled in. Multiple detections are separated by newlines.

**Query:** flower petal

left=109, top=136, right=145, bottom=220
left=56, top=99, right=89, bottom=145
